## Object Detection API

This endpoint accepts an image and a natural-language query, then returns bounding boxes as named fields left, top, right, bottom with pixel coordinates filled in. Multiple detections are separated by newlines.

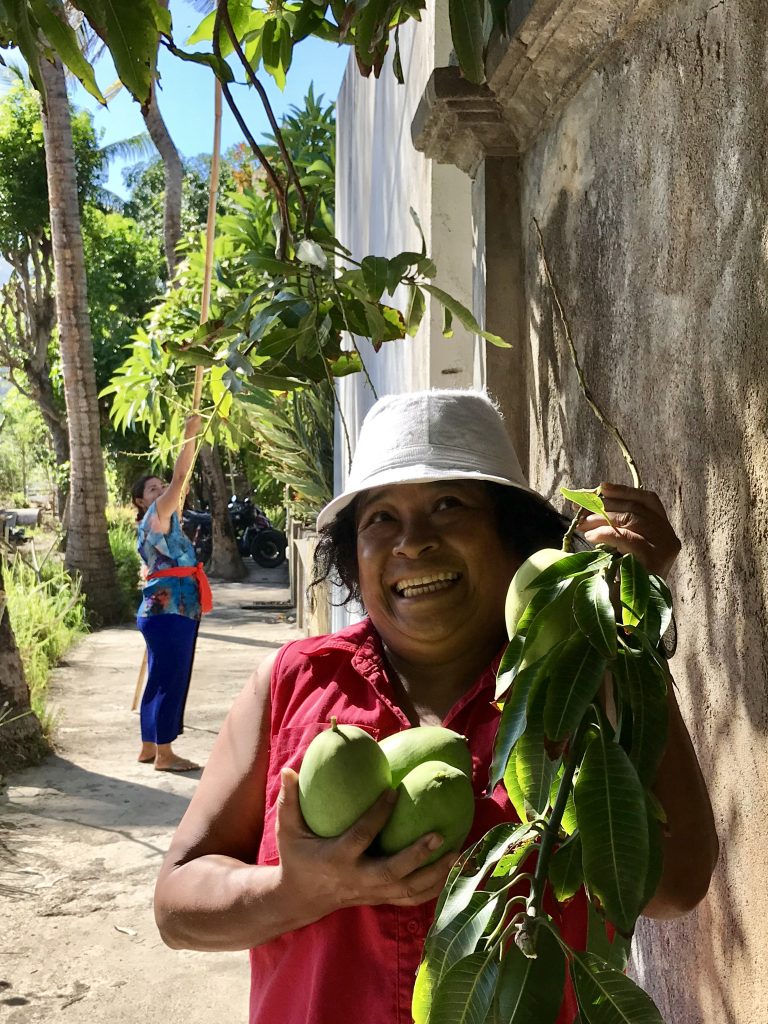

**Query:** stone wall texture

left=519, top=1, right=767, bottom=1020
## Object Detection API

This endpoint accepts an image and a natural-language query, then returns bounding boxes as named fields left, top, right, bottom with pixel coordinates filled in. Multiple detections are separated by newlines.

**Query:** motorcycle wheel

left=250, top=528, right=287, bottom=568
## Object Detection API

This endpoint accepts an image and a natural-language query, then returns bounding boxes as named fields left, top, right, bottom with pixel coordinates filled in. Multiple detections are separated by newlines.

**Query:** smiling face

left=355, top=481, right=522, bottom=671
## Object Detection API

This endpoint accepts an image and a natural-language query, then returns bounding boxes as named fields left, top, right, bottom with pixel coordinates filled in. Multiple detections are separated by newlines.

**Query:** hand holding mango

left=298, top=721, right=475, bottom=866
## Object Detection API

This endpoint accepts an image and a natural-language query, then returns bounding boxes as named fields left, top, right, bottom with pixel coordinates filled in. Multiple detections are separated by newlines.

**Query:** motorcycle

left=182, top=496, right=288, bottom=569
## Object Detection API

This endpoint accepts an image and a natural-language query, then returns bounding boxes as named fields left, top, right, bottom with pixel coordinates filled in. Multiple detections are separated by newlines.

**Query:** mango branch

left=219, top=0, right=309, bottom=224
left=212, top=2, right=290, bottom=257
left=531, top=217, right=642, bottom=489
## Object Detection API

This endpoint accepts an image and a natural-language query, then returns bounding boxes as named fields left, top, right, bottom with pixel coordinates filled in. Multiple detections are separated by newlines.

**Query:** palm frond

left=101, top=133, right=158, bottom=166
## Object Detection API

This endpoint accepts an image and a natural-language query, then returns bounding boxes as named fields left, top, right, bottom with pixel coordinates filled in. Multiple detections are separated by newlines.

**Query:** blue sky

left=2, top=0, right=349, bottom=199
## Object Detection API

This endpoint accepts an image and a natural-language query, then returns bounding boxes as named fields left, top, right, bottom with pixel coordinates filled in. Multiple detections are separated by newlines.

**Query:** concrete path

left=0, top=560, right=301, bottom=1024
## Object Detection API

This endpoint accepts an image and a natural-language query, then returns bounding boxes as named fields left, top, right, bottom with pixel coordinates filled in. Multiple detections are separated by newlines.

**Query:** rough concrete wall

left=519, top=1, right=768, bottom=1020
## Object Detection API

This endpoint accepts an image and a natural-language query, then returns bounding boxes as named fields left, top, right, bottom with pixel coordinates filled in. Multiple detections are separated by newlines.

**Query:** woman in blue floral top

left=131, top=414, right=211, bottom=772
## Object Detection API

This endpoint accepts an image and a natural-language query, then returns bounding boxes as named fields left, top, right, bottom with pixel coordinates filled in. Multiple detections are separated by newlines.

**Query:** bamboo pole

left=132, top=78, right=224, bottom=713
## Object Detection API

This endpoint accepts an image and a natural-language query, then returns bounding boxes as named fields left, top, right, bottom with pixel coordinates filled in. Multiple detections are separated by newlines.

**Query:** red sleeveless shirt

left=250, top=619, right=586, bottom=1024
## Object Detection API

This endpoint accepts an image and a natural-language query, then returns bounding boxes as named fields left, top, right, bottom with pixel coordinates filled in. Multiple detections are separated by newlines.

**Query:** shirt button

left=407, top=920, right=420, bottom=934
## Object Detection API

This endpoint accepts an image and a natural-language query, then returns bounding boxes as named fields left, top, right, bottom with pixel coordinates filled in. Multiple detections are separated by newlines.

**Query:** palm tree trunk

left=0, top=560, right=47, bottom=773
left=39, top=56, right=120, bottom=624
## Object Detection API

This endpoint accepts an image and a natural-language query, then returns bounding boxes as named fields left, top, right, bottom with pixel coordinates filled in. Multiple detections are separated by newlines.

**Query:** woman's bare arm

left=154, top=652, right=457, bottom=952
left=152, top=414, right=201, bottom=535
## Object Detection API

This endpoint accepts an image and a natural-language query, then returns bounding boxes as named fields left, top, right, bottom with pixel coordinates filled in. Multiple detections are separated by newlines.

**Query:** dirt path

left=0, top=561, right=301, bottom=1023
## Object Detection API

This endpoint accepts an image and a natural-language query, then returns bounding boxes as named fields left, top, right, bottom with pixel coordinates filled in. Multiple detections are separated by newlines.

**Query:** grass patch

left=107, top=506, right=141, bottom=621
left=3, top=552, right=89, bottom=731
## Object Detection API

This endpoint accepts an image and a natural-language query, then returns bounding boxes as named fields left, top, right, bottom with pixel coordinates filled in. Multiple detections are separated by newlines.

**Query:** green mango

left=378, top=726, right=473, bottom=787
left=378, top=760, right=475, bottom=865
left=504, top=547, right=566, bottom=637
left=298, top=717, right=392, bottom=837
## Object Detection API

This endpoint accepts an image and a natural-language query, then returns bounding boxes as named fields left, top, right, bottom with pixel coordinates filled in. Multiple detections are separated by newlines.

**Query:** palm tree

left=38, top=55, right=120, bottom=623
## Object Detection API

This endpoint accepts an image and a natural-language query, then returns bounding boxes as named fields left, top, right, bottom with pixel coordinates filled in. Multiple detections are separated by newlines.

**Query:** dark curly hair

left=310, top=482, right=572, bottom=611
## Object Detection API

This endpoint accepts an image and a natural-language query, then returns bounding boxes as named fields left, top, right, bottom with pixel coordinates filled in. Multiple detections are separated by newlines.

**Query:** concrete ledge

left=411, top=66, right=517, bottom=176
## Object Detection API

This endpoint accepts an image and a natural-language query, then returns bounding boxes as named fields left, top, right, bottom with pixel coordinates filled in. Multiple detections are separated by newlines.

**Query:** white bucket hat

left=316, top=388, right=540, bottom=529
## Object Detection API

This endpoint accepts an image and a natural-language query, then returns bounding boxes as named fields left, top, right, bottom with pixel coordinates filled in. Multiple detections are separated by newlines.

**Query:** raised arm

left=578, top=482, right=719, bottom=917
left=154, top=653, right=457, bottom=952
left=151, top=414, right=202, bottom=535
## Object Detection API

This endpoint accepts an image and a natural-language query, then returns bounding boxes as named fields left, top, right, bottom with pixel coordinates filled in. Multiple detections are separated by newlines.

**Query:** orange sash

left=147, top=563, right=213, bottom=615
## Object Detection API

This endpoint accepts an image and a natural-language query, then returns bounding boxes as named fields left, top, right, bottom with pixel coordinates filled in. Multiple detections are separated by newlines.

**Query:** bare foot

left=138, top=742, right=156, bottom=764
left=154, top=757, right=200, bottom=773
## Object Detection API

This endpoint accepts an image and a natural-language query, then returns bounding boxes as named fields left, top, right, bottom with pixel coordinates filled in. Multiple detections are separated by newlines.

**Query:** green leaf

left=448, top=0, right=485, bottom=84
left=640, top=800, right=665, bottom=911
left=496, top=924, right=566, bottom=1023
left=571, top=952, right=665, bottom=1024
left=416, top=892, right=500, bottom=1022
left=29, top=0, right=106, bottom=103
left=361, top=255, right=390, bottom=301
left=490, top=657, right=546, bottom=788
left=560, top=487, right=615, bottom=530
left=101, top=0, right=161, bottom=104
left=442, top=303, right=454, bottom=338
left=639, top=575, right=673, bottom=647
left=573, top=575, right=617, bottom=660
left=585, top=900, right=631, bottom=972
left=544, top=634, right=606, bottom=743
left=421, top=284, right=509, bottom=347
left=619, top=554, right=650, bottom=632
left=516, top=679, right=558, bottom=816
left=162, top=43, right=235, bottom=83
left=526, top=550, right=613, bottom=591
left=574, top=734, right=649, bottom=935
left=613, top=648, right=668, bottom=786
left=405, top=283, right=426, bottom=336
left=494, top=635, right=525, bottom=701
left=549, top=833, right=583, bottom=902
left=503, top=745, right=529, bottom=823
left=427, top=949, right=500, bottom=1024
left=432, top=822, right=532, bottom=933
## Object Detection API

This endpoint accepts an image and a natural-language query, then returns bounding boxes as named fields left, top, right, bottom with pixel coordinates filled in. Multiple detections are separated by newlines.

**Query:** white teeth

left=395, top=573, right=459, bottom=598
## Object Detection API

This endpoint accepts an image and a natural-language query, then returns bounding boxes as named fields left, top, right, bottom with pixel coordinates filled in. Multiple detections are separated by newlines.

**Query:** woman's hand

left=274, top=768, right=456, bottom=916
left=575, top=481, right=681, bottom=578
left=184, top=413, right=203, bottom=441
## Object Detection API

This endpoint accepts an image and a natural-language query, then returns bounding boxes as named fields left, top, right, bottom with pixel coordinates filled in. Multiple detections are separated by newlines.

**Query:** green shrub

left=107, top=506, right=141, bottom=620
left=4, top=553, right=89, bottom=729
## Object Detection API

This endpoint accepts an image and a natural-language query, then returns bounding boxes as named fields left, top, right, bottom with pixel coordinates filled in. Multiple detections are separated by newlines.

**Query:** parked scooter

left=181, top=497, right=287, bottom=569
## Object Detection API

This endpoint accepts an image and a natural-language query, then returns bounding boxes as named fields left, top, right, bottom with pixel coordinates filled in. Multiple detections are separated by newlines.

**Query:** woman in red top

left=154, top=390, right=718, bottom=1023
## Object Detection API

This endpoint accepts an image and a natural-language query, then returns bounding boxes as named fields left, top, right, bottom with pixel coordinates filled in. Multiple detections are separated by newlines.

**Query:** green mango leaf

left=619, top=554, right=650, bottom=632
left=573, top=575, right=617, bottom=660
left=560, top=488, right=615, bottom=531
left=503, top=745, right=529, bottom=823
left=432, top=822, right=532, bottom=933
left=490, top=657, right=547, bottom=788
left=352, top=0, right=391, bottom=64
left=525, top=550, right=614, bottom=591
left=101, top=0, right=161, bottom=104
left=571, top=952, right=665, bottom=1024
left=549, top=766, right=579, bottom=835
left=406, top=283, right=426, bottom=336
left=548, top=834, right=583, bottom=902
left=495, top=924, right=565, bottom=1023
left=427, top=949, right=500, bottom=1024
left=639, top=575, right=674, bottom=647
left=516, top=679, right=558, bottom=816
left=361, top=255, right=390, bottom=300
left=30, top=0, right=106, bottom=103
left=544, top=634, right=606, bottom=743
left=6, top=0, right=47, bottom=97
left=442, top=304, right=454, bottom=338
left=416, top=891, right=500, bottom=1022
left=515, top=581, right=574, bottom=639
left=163, top=42, right=235, bottom=82
left=492, top=837, right=534, bottom=878
left=422, top=284, right=508, bottom=347
left=448, top=0, right=485, bottom=85
left=410, top=205, right=427, bottom=256
left=494, top=634, right=525, bottom=701
left=574, top=734, right=649, bottom=935
left=613, top=648, right=668, bottom=786
left=585, top=900, right=631, bottom=972
left=640, top=799, right=665, bottom=911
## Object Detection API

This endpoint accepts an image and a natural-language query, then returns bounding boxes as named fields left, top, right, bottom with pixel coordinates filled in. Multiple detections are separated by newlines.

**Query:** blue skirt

left=137, top=613, right=200, bottom=745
